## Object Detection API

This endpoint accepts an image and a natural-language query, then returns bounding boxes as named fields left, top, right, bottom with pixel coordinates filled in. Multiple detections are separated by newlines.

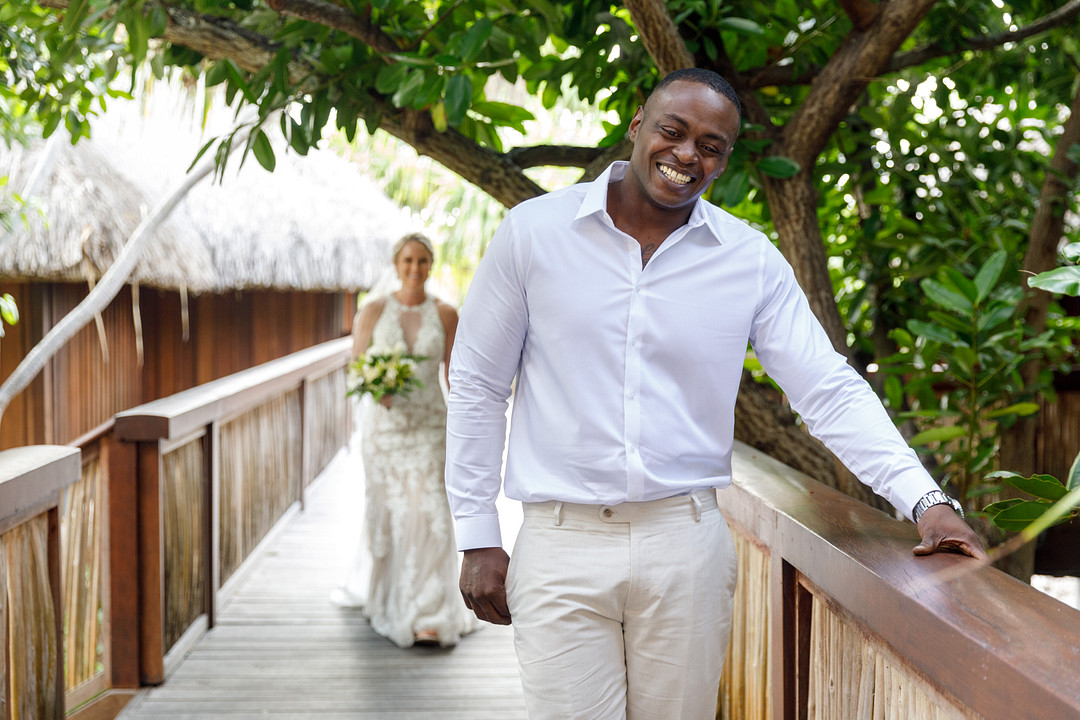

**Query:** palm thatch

left=0, top=81, right=416, bottom=294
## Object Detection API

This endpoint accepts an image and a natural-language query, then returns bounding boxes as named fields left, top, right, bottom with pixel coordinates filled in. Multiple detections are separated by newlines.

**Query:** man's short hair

left=653, top=68, right=742, bottom=125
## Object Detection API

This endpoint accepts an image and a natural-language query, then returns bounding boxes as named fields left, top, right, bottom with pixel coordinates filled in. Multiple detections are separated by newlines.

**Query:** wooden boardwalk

left=117, top=446, right=527, bottom=720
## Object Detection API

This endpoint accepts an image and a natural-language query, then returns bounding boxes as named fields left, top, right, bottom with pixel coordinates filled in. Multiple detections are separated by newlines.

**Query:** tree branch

left=740, top=0, right=1080, bottom=89
left=263, top=0, right=400, bottom=55
left=782, top=0, right=939, bottom=168
left=624, top=0, right=694, bottom=76
left=890, top=0, right=1080, bottom=73
left=505, top=145, right=603, bottom=169
left=837, top=0, right=879, bottom=32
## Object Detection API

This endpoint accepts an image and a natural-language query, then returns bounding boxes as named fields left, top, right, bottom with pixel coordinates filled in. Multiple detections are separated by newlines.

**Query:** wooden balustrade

left=8, top=340, right=1079, bottom=720
left=111, top=338, right=351, bottom=686
left=718, top=440, right=1080, bottom=720
left=0, top=445, right=81, bottom=720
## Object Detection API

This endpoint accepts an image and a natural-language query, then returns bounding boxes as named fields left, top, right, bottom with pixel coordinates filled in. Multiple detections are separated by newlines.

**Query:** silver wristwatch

left=912, top=490, right=964, bottom=523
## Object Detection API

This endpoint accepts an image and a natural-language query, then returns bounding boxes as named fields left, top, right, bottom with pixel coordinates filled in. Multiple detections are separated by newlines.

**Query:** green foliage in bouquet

left=347, top=346, right=427, bottom=403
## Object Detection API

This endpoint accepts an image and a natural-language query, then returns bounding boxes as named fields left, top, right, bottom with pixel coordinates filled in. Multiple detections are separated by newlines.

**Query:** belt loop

left=553, top=501, right=564, bottom=527
left=691, top=493, right=702, bottom=522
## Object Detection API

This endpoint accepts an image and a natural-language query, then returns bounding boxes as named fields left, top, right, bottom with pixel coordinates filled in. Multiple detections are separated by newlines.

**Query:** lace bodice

left=365, top=294, right=446, bottom=428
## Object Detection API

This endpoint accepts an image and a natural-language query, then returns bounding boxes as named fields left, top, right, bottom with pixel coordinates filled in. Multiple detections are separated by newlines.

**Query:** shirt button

left=602, top=507, right=614, bottom=518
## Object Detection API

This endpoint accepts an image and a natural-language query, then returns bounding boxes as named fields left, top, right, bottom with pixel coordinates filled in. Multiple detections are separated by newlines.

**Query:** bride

left=335, top=231, right=475, bottom=648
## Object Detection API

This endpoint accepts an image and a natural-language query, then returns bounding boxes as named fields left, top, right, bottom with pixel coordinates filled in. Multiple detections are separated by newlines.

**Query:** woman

left=344, top=232, right=475, bottom=648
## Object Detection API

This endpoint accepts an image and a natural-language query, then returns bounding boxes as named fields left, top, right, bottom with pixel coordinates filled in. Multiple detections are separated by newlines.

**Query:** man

left=445, top=68, right=986, bottom=720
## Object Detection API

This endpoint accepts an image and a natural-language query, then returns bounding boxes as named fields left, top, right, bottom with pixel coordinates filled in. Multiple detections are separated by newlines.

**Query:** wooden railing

left=110, top=337, right=351, bottom=686
left=717, top=440, right=1080, bottom=720
left=0, top=445, right=81, bottom=720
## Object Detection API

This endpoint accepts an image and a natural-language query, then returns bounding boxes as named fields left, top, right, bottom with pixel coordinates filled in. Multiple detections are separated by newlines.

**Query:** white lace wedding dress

left=345, top=294, right=476, bottom=648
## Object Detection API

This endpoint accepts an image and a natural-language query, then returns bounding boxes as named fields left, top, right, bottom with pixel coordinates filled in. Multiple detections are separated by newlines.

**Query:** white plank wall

left=117, top=445, right=527, bottom=720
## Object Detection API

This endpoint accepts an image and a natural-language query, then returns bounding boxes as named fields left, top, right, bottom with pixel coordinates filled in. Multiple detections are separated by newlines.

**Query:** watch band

left=912, top=490, right=964, bottom=523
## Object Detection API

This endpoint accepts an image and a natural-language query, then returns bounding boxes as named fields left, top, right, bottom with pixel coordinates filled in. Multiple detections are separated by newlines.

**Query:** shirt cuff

left=454, top=514, right=504, bottom=551
left=889, top=468, right=943, bottom=523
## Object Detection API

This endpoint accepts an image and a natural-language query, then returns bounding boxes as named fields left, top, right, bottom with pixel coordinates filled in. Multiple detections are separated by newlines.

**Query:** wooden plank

left=117, top=449, right=527, bottom=719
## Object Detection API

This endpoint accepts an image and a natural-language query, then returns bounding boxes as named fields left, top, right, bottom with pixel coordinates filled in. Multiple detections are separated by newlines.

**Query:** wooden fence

left=111, top=337, right=351, bottom=686
left=0, top=445, right=81, bottom=720
left=717, top=440, right=1080, bottom=720
left=0, top=338, right=352, bottom=719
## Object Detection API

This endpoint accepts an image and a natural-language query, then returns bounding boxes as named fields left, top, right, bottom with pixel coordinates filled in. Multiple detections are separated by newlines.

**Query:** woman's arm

left=351, top=297, right=387, bottom=358
left=437, top=300, right=460, bottom=391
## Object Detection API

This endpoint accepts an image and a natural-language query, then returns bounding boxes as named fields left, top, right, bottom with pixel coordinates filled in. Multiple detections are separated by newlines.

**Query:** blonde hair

left=392, top=232, right=435, bottom=261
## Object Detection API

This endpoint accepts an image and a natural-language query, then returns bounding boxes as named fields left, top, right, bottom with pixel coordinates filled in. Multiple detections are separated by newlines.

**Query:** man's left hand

left=913, top=504, right=989, bottom=561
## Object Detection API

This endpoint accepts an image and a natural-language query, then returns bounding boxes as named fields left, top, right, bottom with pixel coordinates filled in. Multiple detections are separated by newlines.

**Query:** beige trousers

left=506, top=490, right=738, bottom=720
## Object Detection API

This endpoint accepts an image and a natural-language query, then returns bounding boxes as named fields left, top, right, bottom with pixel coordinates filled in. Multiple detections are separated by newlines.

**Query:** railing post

left=206, top=423, right=220, bottom=629
left=136, top=441, right=164, bottom=685
left=47, top=503, right=63, bottom=717
left=107, top=436, right=140, bottom=688
left=298, top=377, right=308, bottom=509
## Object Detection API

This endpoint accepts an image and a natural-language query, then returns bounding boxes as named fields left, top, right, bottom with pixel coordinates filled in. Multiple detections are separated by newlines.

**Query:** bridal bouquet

left=347, top=345, right=427, bottom=402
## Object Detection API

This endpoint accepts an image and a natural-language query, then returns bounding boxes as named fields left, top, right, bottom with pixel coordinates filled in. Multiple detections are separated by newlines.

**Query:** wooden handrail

left=114, top=338, right=351, bottom=441
left=725, top=440, right=1080, bottom=719
left=0, top=445, right=81, bottom=528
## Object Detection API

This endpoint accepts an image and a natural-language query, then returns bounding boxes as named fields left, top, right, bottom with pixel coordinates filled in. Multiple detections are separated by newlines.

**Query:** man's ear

left=627, top=106, right=644, bottom=140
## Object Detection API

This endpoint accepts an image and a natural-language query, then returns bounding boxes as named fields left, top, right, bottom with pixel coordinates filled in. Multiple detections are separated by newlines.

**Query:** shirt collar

left=575, top=162, right=725, bottom=245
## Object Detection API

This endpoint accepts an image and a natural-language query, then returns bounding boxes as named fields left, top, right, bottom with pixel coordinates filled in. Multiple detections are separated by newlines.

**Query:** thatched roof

left=0, top=83, right=416, bottom=294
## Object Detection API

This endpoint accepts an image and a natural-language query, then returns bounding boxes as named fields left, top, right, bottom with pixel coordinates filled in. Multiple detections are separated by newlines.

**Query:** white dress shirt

left=446, top=162, right=939, bottom=551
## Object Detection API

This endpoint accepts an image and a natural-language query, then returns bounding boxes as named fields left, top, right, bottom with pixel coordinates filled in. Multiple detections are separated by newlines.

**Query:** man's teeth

left=658, top=165, right=692, bottom=184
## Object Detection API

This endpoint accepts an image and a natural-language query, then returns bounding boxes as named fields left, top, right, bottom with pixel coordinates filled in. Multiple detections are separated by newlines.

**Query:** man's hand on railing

left=913, top=505, right=990, bottom=561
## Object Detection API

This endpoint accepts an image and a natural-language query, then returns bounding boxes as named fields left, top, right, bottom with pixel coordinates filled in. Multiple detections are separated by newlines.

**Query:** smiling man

left=446, top=68, right=986, bottom=720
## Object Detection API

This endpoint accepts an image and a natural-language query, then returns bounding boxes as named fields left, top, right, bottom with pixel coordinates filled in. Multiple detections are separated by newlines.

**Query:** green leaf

left=457, top=18, right=493, bottom=64
left=985, top=402, right=1039, bottom=419
left=908, top=319, right=958, bottom=344
left=719, top=17, right=765, bottom=35
left=757, top=156, right=800, bottom=178
left=973, top=250, right=1007, bottom=303
left=375, top=63, right=410, bottom=95
left=445, top=74, right=472, bottom=126
left=431, top=102, right=448, bottom=132
left=1029, top=266, right=1080, bottom=296
left=1001, top=473, right=1068, bottom=501
left=186, top=136, right=218, bottom=173
left=392, top=69, right=426, bottom=108
left=251, top=130, right=276, bottom=172
left=922, top=278, right=973, bottom=314
left=942, top=267, right=978, bottom=303
left=977, top=302, right=1015, bottom=333
left=982, top=498, right=1023, bottom=515
left=1067, top=451, right=1080, bottom=492
left=0, top=293, right=19, bottom=326
left=1015, top=486, right=1080, bottom=538
left=910, top=425, right=966, bottom=445
left=884, top=374, right=903, bottom=409
left=1062, top=242, right=1080, bottom=264
left=149, top=4, right=168, bottom=37
left=989, top=500, right=1057, bottom=531
left=62, top=0, right=89, bottom=33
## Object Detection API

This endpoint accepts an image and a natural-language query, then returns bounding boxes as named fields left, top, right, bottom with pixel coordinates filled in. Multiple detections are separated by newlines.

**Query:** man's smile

left=657, top=163, right=694, bottom=185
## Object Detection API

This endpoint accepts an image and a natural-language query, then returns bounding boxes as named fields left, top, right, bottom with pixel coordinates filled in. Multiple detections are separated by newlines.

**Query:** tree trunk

left=761, top=170, right=854, bottom=360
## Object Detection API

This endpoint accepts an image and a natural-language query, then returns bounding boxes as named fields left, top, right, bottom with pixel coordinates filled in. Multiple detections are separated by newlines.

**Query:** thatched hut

left=0, top=89, right=415, bottom=450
